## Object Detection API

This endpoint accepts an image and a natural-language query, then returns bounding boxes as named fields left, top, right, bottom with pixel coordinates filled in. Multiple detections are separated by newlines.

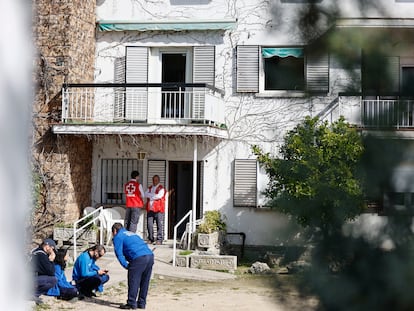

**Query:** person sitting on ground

left=31, top=238, right=58, bottom=304
left=47, top=248, right=79, bottom=301
left=72, top=244, right=109, bottom=297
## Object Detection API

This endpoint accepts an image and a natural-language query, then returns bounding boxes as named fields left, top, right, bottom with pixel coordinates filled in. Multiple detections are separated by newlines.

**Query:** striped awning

left=97, top=19, right=237, bottom=32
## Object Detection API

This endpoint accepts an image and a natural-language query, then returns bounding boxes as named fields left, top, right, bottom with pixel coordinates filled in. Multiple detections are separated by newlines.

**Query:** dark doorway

left=161, top=53, right=186, bottom=118
left=168, top=161, right=202, bottom=239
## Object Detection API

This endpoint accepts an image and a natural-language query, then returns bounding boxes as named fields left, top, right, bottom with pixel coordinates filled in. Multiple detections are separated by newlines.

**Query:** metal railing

left=172, top=210, right=193, bottom=267
left=319, top=94, right=414, bottom=129
left=73, top=206, right=104, bottom=260
left=61, top=83, right=225, bottom=126
left=361, top=97, right=414, bottom=128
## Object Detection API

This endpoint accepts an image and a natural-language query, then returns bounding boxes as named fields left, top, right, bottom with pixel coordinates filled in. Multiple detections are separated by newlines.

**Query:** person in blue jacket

left=47, top=248, right=78, bottom=300
left=111, top=222, right=154, bottom=310
left=72, top=244, right=109, bottom=297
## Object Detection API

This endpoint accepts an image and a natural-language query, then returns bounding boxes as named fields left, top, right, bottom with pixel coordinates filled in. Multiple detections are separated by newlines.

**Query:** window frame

left=258, top=46, right=306, bottom=97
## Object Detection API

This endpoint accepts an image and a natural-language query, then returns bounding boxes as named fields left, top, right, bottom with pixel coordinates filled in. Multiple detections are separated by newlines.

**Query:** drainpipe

left=192, top=136, right=198, bottom=232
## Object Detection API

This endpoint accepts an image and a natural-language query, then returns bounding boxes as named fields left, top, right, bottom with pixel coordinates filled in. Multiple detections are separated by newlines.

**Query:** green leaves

left=254, top=116, right=364, bottom=232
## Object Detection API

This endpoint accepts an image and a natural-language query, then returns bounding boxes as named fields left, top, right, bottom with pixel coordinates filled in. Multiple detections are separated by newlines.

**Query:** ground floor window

left=101, top=159, right=143, bottom=205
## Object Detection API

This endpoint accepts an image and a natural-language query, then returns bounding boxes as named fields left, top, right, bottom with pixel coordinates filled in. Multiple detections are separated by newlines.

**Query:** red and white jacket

left=124, top=179, right=144, bottom=208
left=145, top=184, right=165, bottom=213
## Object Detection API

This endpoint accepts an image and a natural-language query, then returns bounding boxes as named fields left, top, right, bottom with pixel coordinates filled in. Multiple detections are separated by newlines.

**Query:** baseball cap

left=43, top=238, right=57, bottom=249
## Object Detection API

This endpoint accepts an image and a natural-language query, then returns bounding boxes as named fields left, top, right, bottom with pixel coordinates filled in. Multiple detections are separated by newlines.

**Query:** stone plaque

left=190, top=255, right=237, bottom=272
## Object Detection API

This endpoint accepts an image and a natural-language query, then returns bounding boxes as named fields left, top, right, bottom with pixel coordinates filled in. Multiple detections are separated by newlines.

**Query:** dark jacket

left=32, top=247, right=55, bottom=276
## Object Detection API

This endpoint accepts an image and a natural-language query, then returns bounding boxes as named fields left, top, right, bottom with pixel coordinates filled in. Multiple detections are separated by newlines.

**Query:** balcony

left=53, top=83, right=227, bottom=138
left=320, top=94, right=414, bottom=137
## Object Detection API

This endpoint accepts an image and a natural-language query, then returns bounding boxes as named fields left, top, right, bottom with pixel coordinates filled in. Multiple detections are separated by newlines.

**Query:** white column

left=192, top=136, right=198, bottom=232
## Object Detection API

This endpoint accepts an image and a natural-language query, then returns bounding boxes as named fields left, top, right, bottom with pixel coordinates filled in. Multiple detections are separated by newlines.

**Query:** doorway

left=167, top=161, right=203, bottom=238
left=161, top=53, right=187, bottom=118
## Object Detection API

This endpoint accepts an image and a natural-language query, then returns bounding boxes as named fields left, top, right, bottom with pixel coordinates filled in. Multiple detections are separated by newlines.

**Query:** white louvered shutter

left=386, top=56, right=400, bottom=93
left=193, top=46, right=215, bottom=120
left=233, top=159, right=257, bottom=207
left=236, top=46, right=259, bottom=93
left=126, top=46, right=148, bottom=121
left=306, top=52, right=329, bottom=93
left=147, top=160, right=166, bottom=188
left=114, top=56, right=126, bottom=121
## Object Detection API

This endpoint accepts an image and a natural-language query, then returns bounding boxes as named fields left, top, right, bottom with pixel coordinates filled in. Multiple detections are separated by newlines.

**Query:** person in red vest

left=145, top=175, right=166, bottom=245
left=124, top=170, right=145, bottom=235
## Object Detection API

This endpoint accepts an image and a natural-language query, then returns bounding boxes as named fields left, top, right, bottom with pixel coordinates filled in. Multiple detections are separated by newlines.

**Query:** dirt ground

left=33, top=272, right=319, bottom=311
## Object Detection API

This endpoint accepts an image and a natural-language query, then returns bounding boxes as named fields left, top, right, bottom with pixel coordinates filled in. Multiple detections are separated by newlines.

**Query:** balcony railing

left=361, top=96, right=414, bottom=128
left=320, top=94, right=414, bottom=129
left=61, top=83, right=225, bottom=127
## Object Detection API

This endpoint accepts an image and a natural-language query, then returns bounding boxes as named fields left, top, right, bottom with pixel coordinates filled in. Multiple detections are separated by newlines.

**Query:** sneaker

left=156, top=241, right=162, bottom=245
left=120, top=303, right=137, bottom=309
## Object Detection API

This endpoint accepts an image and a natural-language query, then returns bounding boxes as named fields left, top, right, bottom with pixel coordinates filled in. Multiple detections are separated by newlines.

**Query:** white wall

left=92, top=0, right=414, bottom=246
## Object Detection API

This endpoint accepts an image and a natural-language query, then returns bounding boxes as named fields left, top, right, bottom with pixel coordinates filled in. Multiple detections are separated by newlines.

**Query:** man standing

left=124, top=170, right=145, bottom=236
left=72, top=244, right=109, bottom=297
left=31, top=238, right=58, bottom=304
left=112, top=222, right=154, bottom=310
left=145, top=175, right=166, bottom=245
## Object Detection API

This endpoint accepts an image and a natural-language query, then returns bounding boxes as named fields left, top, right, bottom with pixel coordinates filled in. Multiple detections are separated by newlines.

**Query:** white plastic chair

left=100, top=208, right=125, bottom=245
left=111, top=206, right=126, bottom=220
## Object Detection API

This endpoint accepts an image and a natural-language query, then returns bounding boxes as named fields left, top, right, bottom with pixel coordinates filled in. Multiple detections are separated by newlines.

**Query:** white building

left=51, top=0, right=414, bottom=246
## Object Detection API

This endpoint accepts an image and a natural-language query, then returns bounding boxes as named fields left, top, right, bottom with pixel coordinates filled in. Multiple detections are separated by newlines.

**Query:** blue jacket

left=72, top=251, right=100, bottom=281
left=113, top=228, right=153, bottom=269
left=47, top=264, right=76, bottom=297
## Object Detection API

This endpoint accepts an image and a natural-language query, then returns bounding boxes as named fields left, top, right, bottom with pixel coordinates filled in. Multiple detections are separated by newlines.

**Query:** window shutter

left=193, top=46, right=215, bottom=119
left=193, top=46, right=215, bottom=85
left=233, top=159, right=257, bottom=207
left=386, top=56, right=400, bottom=93
left=147, top=160, right=166, bottom=188
left=114, top=56, right=126, bottom=121
left=306, top=53, right=329, bottom=93
left=125, top=46, right=148, bottom=121
left=236, top=46, right=259, bottom=93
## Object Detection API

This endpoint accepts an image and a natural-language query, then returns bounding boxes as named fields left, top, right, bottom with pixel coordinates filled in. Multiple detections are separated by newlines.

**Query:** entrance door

left=161, top=53, right=186, bottom=119
left=168, top=161, right=203, bottom=238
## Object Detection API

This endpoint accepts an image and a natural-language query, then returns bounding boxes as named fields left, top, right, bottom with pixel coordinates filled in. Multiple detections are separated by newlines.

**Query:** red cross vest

left=124, top=180, right=144, bottom=208
left=146, top=184, right=165, bottom=213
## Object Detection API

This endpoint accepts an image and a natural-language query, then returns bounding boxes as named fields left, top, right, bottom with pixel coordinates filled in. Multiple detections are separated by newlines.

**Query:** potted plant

left=196, top=211, right=226, bottom=253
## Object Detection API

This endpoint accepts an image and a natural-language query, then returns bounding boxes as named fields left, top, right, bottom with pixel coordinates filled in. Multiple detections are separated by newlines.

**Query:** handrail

left=62, top=82, right=225, bottom=96
left=73, top=206, right=103, bottom=260
left=172, top=210, right=193, bottom=267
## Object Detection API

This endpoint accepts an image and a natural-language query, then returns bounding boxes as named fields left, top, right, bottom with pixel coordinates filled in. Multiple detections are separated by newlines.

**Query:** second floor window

left=262, top=47, right=305, bottom=91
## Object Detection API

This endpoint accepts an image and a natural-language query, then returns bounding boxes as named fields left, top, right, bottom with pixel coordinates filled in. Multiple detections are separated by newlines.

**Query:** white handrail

left=73, top=206, right=103, bottom=260
left=172, top=210, right=193, bottom=267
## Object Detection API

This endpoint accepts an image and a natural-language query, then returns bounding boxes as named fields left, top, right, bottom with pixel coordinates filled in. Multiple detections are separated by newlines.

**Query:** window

left=236, top=45, right=329, bottom=94
left=262, top=47, right=305, bottom=91
left=101, top=159, right=143, bottom=204
left=402, top=66, right=414, bottom=94
left=233, top=159, right=269, bottom=208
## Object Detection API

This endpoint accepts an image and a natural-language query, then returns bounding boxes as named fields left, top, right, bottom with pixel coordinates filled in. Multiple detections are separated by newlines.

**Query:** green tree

left=253, top=116, right=364, bottom=236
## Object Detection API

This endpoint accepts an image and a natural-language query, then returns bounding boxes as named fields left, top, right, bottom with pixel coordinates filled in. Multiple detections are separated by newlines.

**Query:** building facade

left=34, top=0, right=414, bottom=245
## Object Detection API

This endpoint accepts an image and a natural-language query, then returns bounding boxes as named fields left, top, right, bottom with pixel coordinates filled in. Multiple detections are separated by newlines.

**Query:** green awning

left=97, top=19, right=237, bottom=32
left=262, top=47, right=304, bottom=58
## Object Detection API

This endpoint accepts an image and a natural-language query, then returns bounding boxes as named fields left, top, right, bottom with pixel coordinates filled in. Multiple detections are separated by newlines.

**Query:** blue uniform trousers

left=127, top=254, right=154, bottom=309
